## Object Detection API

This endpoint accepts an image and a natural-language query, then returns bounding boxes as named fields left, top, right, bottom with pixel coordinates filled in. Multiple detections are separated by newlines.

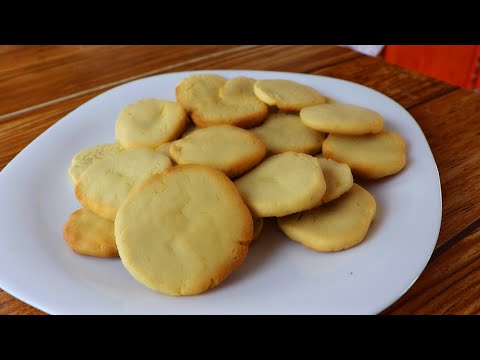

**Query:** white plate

left=0, top=70, right=442, bottom=314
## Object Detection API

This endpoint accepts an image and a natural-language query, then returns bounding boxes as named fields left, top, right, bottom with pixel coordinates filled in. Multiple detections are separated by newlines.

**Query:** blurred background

left=344, top=45, right=480, bottom=91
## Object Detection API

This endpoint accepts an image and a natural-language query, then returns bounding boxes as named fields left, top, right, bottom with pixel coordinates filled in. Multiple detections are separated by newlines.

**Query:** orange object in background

left=383, top=45, right=480, bottom=89
left=475, top=62, right=480, bottom=90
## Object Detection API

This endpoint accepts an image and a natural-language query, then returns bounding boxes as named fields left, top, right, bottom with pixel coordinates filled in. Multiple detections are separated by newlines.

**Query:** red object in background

left=383, top=45, right=480, bottom=89
left=475, top=60, right=480, bottom=90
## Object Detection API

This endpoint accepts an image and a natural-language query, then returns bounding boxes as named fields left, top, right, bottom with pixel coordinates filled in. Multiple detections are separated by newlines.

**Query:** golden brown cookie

left=251, top=113, right=325, bottom=155
left=155, top=142, right=175, bottom=163
left=322, top=131, right=407, bottom=179
left=234, top=152, right=326, bottom=217
left=63, top=208, right=118, bottom=257
left=300, top=103, right=384, bottom=135
left=115, top=99, right=187, bottom=149
left=316, top=155, right=353, bottom=203
left=253, top=79, right=326, bottom=111
left=170, top=124, right=266, bottom=177
left=176, top=75, right=268, bottom=128
left=68, top=143, right=124, bottom=185
left=176, top=73, right=225, bottom=113
left=115, top=164, right=253, bottom=296
left=277, top=184, right=376, bottom=252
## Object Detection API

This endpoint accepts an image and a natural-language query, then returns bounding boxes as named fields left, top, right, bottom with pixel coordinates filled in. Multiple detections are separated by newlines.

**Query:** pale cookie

left=234, top=152, right=326, bottom=217
left=176, top=74, right=268, bottom=128
left=316, top=155, right=353, bottom=203
left=63, top=208, right=118, bottom=258
left=115, top=99, right=187, bottom=149
left=75, top=148, right=172, bottom=220
left=277, top=184, right=376, bottom=252
left=115, top=164, right=253, bottom=296
left=170, top=125, right=266, bottom=177
left=251, top=113, right=325, bottom=155
left=252, top=217, right=264, bottom=242
left=253, top=79, right=326, bottom=112
left=68, top=143, right=123, bottom=185
left=323, top=131, right=407, bottom=179
left=220, top=76, right=259, bottom=98
left=176, top=74, right=225, bottom=113
left=156, top=142, right=174, bottom=162
left=300, top=103, right=384, bottom=135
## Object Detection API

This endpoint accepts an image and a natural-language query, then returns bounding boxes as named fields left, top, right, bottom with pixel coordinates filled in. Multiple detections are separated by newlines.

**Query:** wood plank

left=312, top=55, right=458, bottom=109
left=385, top=227, right=480, bottom=314
left=0, top=45, right=359, bottom=123
left=0, top=92, right=98, bottom=172
left=0, top=45, right=244, bottom=116
left=2, top=49, right=475, bottom=315
left=0, top=291, right=45, bottom=315
left=0, top=45, right=26, bottom=55
left=169, top=45, right=362, bottom=73
left=408, top=89, right=480, bottom=248
left=0, top=46, right=361, bottom=171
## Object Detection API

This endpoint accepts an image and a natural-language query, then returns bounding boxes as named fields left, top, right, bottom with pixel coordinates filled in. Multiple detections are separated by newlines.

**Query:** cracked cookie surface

left=115, top=164, right=253, bottom=296
left=115, top=99, right=187, bottom=149
left=68, top=143, right=124, bottom=185
left=176, top=75, right=268, bottom=128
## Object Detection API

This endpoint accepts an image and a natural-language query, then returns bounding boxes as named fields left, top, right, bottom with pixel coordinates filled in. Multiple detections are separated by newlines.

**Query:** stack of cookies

left=63, top=74, right=407, bottom=296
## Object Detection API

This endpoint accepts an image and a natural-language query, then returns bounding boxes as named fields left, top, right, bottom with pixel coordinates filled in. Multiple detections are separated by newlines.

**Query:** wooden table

left=1, top=45, right=479, bottom=315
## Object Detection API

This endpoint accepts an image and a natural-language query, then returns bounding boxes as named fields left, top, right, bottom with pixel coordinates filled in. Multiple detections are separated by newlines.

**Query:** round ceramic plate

left=0, top=70, right=442, bottom=314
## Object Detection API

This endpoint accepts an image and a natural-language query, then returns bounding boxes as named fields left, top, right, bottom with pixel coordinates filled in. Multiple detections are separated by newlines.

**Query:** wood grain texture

left=0, top=45, right=244, bottom=117
left=0, top=45, right=357, bottom=123
left=1, top=45, right=479, bottom=315
left=0, top=92, right=100, bottom=172
left=0, top=46, right=359, bottom=171
left=408, top=89, right=480, bottom=248
left=169, top=44, right=362, bottom=73
left=385, top=227, right=480, bottom=314
left=312, top=55, right=458, bottom=109
left=0, top=292, right=44, bottom=315
left=0, top=45, right=26, bottom=55
left=0, top=46, right=362, bottom=314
